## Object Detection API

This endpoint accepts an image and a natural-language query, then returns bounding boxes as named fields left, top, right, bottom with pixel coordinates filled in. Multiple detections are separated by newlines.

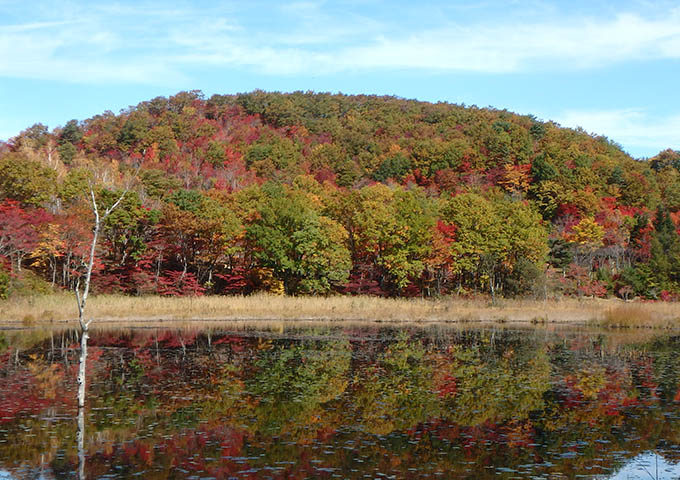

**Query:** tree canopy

left=1, top=90, right=678, bottom=299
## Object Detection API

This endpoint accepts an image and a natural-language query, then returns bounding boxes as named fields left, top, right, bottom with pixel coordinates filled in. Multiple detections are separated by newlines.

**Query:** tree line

left=2, top=90, right=680, bottom=299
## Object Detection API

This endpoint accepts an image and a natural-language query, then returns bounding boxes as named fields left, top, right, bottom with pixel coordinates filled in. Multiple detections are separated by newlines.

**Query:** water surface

left=0, top=324, right=679, bottom=479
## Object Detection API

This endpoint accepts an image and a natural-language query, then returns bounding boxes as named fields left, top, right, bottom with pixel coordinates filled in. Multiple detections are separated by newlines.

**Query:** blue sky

left=2, top=0, right=680, bottom=158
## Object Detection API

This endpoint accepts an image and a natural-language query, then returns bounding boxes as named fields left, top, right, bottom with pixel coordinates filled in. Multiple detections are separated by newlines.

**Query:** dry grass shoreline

left=1, top=293, right=680, bottom=329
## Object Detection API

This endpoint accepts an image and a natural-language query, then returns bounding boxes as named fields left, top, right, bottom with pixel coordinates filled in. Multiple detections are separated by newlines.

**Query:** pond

left=0, top=323, right=679, bottom=479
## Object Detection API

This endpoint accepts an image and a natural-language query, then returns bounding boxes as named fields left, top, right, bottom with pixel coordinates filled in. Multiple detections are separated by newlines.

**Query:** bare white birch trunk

left=77, top=405, right=86, bottom=480
left=73, top=183, right=131, bottom=479
left=75, top=191, right=100, bottom=409
left=77, top=327, right=89, bottom=408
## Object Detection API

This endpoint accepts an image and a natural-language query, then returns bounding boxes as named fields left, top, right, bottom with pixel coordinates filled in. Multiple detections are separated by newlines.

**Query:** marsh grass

left=601, top=304, right=680, bottom=329
left=21, top=314, right=36, bottom=326
left=1, top=293, right=679, bottom=328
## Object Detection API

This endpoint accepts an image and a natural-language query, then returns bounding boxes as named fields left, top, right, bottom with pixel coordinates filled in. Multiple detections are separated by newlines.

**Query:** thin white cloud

left=2, top=2, right=680, bottom=83
left=175, top=6, right=680, bottom=74
left=556, top=109, right=680, bottom=158
left=323, top=10, right=680, bottom=73
left=0, top=5, right=187, bottom=85
left=1, top=21, right=73, bottom=32
left=153, top=7, right=680, bottom=76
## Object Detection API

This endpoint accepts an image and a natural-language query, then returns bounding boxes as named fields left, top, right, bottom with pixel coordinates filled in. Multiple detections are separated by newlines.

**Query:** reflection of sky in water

left=0, top=472, right=14, bottom=479
left=0, top=469, right=49, bottom=479
left=607, top=452, right=680, bottom=479
left=0, top=470, right=52, bottom=480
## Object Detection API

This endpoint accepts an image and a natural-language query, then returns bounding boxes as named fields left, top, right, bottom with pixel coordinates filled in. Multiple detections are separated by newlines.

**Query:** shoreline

left=1, top=293, right=680, bottom=329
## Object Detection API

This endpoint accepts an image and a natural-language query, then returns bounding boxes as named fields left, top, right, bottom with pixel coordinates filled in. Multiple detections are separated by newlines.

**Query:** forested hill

left=2, top=90, right=680, bottom=300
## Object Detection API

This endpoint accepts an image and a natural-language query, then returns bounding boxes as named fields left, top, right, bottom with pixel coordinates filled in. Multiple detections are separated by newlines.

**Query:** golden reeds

left=600, top=304, right=679, bottom=329
left=1, top=293, right=679, bottom=329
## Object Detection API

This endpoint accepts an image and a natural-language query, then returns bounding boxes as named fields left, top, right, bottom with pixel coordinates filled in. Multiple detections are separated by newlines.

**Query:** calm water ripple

left=0, top=325, right=679, bottom=479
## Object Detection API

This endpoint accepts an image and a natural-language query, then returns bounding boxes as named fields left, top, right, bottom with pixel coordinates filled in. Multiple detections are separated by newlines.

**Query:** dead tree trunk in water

left=75, top=187, right=128, bottom=407
left=74, top=185, right=130, bottom=479
left=77, top=407, right=86, bottom=479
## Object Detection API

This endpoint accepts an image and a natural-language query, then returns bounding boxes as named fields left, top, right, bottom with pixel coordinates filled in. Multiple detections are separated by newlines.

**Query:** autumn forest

left=2, top=90, right=680, bottom=301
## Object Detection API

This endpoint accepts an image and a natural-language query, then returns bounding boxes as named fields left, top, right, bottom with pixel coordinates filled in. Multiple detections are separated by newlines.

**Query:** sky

left=609, top=451, right=680, bottom=479
left=2, top=0, right=680, bottom=158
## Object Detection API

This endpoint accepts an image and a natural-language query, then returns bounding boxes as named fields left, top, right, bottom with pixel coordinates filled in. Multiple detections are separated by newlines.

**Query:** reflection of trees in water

left=441, top=342, right=550, bottom=426
left=352, top=332, right=440, bottom=434
left=245, top=336, right=352, bottom=441
left=1, top=328, right=680, bottom=478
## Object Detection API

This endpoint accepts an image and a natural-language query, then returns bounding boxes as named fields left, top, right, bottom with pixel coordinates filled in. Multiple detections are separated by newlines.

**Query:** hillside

left=1, top=90, right=680, bottom=300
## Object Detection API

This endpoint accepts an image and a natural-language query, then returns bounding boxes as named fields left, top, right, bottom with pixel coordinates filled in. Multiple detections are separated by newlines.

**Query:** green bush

left=9, top=269, right=53, bottom=297
left=0, top=268, right=9, bottom=300
left=373, top=153, right=411, bottom=182
left=505, top=258, right=544, bottom=298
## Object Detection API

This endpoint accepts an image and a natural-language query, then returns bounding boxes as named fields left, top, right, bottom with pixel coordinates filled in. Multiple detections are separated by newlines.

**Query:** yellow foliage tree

left=568, top=217, right=605, bottom=248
